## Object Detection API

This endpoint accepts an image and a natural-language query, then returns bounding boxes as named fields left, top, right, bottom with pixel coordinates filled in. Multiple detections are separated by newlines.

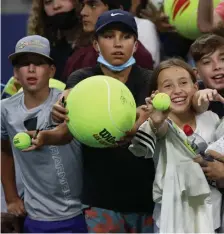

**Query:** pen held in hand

left=61, top=96, right=66, bottom=108
left=33, top=129, right=40, bottom=139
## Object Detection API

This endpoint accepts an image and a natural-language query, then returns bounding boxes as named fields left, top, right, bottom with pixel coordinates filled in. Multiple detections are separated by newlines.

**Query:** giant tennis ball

left=152, top=93, right=171, bottom=111
left=66, top=75, right=136, bottom=148
left=13, top=132, right=31, bottom=150
left=164, top=0, right=221, bottom=40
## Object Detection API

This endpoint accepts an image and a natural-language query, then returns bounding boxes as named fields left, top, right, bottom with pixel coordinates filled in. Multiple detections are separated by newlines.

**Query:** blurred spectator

left=122, top=0, right=161, bottom=66
left=62, top=0, right=154, bottom=80
left=27, top=0, right=84, bottom=80
left=136, top=0, right=194, bottom=61
left=198, top=0, right=224, bottom=33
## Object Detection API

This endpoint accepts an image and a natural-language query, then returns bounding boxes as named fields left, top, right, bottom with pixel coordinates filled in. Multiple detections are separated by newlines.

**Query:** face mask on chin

left=96, top=43, right=136, bottom=72
left=45, top=9, right=79, bottom=31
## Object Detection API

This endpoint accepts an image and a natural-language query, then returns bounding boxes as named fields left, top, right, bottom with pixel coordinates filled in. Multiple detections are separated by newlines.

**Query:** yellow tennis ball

left=66, top=75, right=136, bottom=148
left=49, top=78, right=66, bottom=91
left=164, top=0, right=220, bottom=40
left=152, top=93, right=171, bottom=111
left=13, top=132, right=31, bottom=150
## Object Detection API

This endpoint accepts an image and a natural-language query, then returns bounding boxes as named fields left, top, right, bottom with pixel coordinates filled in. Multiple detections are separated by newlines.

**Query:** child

left=129, top=58, right=222, bottom=233
left=1, top=35, right=87, bottom=233
left=190, top=33, right=224, bottom=118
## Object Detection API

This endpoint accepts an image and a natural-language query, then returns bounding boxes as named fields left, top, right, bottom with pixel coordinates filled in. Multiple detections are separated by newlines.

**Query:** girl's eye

left=164, top=84, right=171, bottom=88
left=44, top=0, right=53, bottom=5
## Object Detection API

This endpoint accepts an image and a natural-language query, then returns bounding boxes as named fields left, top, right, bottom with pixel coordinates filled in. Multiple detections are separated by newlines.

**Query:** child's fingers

left=145, top=97, right=152, bottom=105
left=217, top=94, right=224, bottom=103
left=22, top=145, right=37, bottom=152
left=198, top=94, right=207, bottom=106
left=198, top=96, right=202, bottom=106
left=151, top=93, right=156, bottom=99
left=208, top=90, right=216, bottom=101
left=200, top=94, right=209, bottom=105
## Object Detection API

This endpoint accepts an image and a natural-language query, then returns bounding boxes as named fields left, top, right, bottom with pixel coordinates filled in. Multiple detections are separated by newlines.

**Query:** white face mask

left=96, top=43, right=137, bottom=72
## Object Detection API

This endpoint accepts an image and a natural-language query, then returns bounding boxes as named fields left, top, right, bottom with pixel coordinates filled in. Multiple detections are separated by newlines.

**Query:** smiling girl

left=129, top=58, right=223, bottom=233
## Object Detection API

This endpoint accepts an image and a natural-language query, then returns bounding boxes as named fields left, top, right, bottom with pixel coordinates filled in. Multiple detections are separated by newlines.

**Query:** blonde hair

left=27, top=0, right=47, bottom=36
left=27, top=0, right=81, bottom=40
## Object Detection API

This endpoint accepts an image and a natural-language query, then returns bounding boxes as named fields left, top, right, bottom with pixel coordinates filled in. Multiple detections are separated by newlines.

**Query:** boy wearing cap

left=1, top=35, right=87, bottom=233
left=62, top=0, right=154, bottom=80
left=25, top=10, right=155, bottom=233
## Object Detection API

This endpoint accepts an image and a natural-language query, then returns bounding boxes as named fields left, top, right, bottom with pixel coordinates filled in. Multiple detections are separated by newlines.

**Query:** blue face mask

left=96, top=44, right=136, bottom=72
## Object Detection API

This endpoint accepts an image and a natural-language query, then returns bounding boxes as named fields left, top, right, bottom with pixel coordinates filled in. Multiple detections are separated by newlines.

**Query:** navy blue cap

left=95, top=9, right=138, bottom=37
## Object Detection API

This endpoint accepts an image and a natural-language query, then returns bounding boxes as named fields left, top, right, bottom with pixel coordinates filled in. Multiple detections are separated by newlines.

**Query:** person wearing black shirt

left=26, top=10, right=155, bottom=233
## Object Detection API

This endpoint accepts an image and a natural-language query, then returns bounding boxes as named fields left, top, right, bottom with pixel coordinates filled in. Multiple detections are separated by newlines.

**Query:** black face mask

left=45, top=9, right=79, bottom=30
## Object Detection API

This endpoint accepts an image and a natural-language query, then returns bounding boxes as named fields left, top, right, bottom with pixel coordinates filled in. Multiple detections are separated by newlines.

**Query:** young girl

left=129, top=58, right=223, bottom=233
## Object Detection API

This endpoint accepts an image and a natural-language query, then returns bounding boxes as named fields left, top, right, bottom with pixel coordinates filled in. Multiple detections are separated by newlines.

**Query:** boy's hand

left=7, top=197, right=26, bottom=217
left=52, top=89, right=71, bottom=123
left=146, top=91, right=170, bottom=128
left=22, top=130, right=44, bottom=152
left=117, top=105, right=150, bottom=145
left=196, top=89, right=224, bottom=106
left=202, top=159, right=224, bottom=181
left=1, top=212, right=24, bottom=233
left=192, top=89, right=224, bottom=113
left=52, top=97, right=69, bottom=123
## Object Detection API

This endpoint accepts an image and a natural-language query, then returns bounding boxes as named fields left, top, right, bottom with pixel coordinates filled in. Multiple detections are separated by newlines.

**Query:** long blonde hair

left=27, top=0, right=82, bottom=43
left=27, top=0, right=47, bottom=36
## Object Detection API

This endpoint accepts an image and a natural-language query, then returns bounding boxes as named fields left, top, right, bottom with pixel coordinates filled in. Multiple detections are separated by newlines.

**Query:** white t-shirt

left=130, top=111, right=222, bottom=232
left=135, top=17, right=160, bottom=67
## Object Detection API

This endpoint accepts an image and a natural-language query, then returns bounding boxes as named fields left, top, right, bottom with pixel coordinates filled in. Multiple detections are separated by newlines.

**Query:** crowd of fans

left=1, top=0, right=224, bottom=233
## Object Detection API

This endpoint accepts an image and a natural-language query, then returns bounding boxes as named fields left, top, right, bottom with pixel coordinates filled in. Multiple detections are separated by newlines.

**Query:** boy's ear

left=133, top=41, right=138, bottom=54
left=13, top=67, right=22, bottom=88
left=49, top=64, right=56, bottom=78
left=93, top=40, right=99, bottom=53
left=13, top=68, right=20, bottom=82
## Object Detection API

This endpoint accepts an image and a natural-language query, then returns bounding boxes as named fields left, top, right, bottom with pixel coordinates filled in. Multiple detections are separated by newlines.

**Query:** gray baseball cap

left=8, top=35, right=53, bottom=63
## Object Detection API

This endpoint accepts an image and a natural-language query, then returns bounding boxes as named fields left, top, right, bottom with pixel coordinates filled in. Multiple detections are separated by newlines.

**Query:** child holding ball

left=1, top=35, right=87, bottom=233
left=129, top=58, right=224, bottom=233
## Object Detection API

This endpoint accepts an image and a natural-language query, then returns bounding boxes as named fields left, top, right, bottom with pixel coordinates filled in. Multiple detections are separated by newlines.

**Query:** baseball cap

left=95, top=9, right=138, bottom=36
left=8, top=35, right=53, bottom=63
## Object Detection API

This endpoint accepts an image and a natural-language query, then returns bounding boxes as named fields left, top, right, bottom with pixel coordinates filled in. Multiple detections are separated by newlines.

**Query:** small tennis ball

left=13, top=132, right=31, bottom=150
left=152, top=93, right=171, bottom=111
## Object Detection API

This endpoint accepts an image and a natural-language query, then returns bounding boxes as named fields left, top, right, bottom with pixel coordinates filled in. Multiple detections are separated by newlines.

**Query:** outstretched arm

left=198, top=0, right=224, bottom=32
left=23, top=122, right=73, bottom=151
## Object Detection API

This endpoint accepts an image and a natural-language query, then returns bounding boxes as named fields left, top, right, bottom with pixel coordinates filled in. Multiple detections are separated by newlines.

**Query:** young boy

left=24, top=10, right=155, bottom=233
left=129, top=58, right=222, bottom=232
left=62, top=0, right=154, bottom=79
left=1, top=35, right=87, bottom=233
left=190, top=33, right=224, bottom=118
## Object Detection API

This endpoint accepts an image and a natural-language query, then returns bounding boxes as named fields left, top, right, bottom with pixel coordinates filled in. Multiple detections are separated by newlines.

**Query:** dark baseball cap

left=8, top=35, right=53, bottom=63
left=95, top=9, right=138, bottom=36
